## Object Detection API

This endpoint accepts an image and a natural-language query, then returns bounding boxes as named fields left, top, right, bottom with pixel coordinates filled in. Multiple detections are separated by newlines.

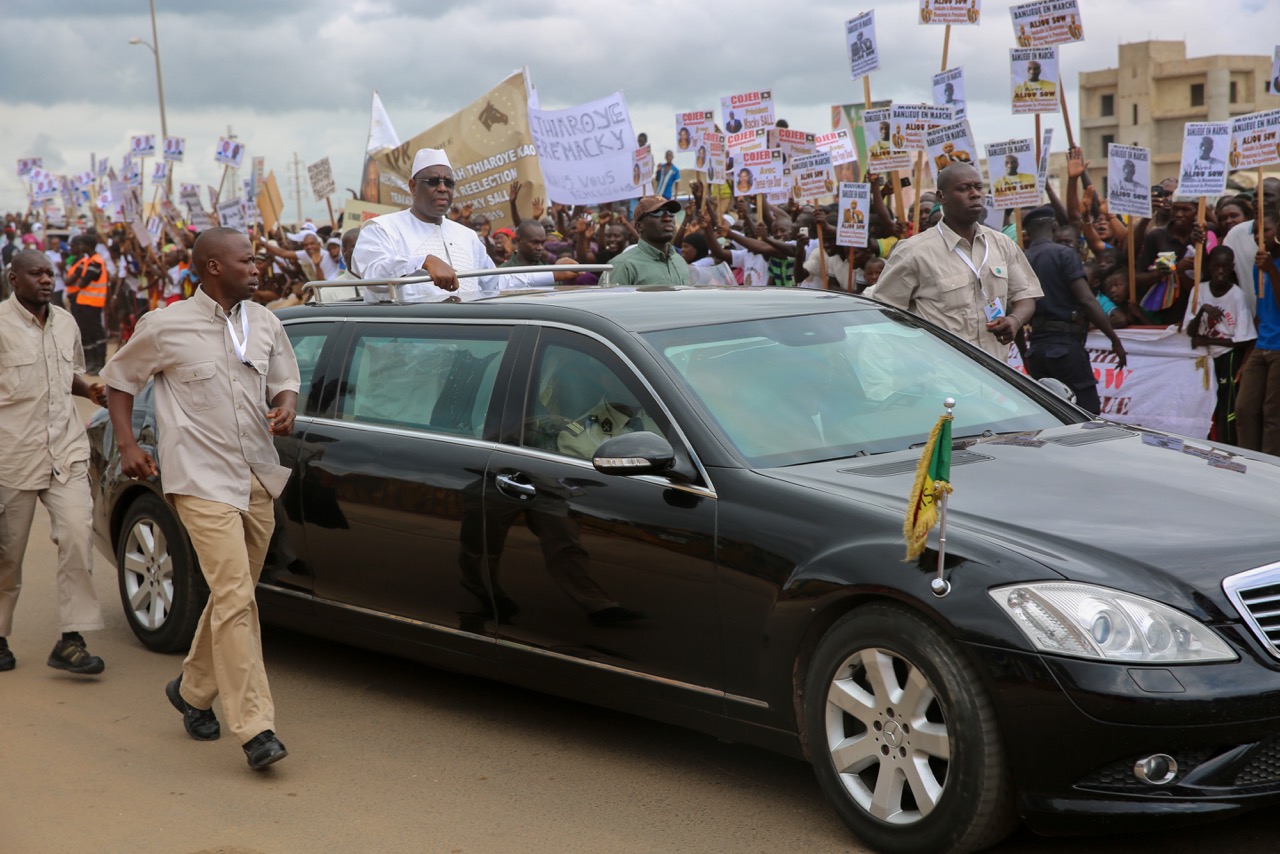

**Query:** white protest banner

left=815, top=129, right=859, bottom=166
left=836, top=183, right=872, bottom=248
left=726, top=128, right=768, bottom=154
left=720, top=90, right=774, bottom=134
left=633, top=145, right=655, bottom=189
left=1011, top=0, right=1083, bottom=47
left=846, top=12, right=880, bottom=81
left=17, top=157, right=42, bottom=177
left=214, top=137, right=246, bottom=168
left=675, top=111, right=715, bottom=155
left=791, top=153, right=836, bottom=201
left=1107, top=143, right=1152, bottom=218
left=889, top=104, right=954, bottom=152
left=307, top=157, right=337, bottom=201
left=919, top=0, right=981, bottom=24
left=163, top=136, right=185, bottom=163
left=737, top=148, right=783, bottom=198
left=986, top=138, right=1039, bottom=210
left=1035, top=127, right=1054, bottom=195
left=528, top=90, right=643, bottom=206
left=217, top=198, right=247, bottom=232
left=1011, top=47, right=1059, bottom=114
left=926, top=120, right=978, bottom=180
left=131, top=134, right=157, bottom=157
left=865, top=108, right=912, bottom=173
left=151, top=161, right=169, bottom=185
left=1228, top=109, right=1280, bottom=170
left=1176, top=122, right=1231, bottom=199
left=932, top=67, right=968, bottom=121
left=773, top=128, right=817, bottom=164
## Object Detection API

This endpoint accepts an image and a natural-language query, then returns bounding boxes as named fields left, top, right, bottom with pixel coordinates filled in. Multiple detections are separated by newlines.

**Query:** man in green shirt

left=605, top=196, right=689, bottom=286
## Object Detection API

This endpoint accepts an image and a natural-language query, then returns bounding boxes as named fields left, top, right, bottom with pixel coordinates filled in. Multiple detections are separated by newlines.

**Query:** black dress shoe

left=0, top=646, right=14, bottom=672
left=243, top=730, right=288, bottom=770
left=166, top=675, right=220, bottom=741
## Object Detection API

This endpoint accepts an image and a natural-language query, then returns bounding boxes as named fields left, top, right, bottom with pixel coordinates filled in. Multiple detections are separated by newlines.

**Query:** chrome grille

left=1223, top=562, right=1280, bottom=660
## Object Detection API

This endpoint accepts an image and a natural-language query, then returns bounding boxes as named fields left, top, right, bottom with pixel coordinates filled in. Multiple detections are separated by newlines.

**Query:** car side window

left=522, top=330, right=668, bottom=461
left=284, top=321, right=338, bottom=417
left=338, top=324, right=508, bottom=438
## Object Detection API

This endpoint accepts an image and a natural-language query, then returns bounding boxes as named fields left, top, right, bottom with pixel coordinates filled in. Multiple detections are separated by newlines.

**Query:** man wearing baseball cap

left=604, top=196, right=689, bottom=286
left=351, top=148, right=499, bottom=301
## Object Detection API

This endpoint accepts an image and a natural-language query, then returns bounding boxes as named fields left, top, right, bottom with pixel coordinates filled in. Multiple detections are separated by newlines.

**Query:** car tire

left=117, top=494, right=205, bottom=653
left=803, top=604, right=1016, bottom=854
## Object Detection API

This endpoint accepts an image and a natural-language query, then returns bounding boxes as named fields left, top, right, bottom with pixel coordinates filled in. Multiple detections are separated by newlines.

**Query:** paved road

left=3, top=407, right=1278, bottom=853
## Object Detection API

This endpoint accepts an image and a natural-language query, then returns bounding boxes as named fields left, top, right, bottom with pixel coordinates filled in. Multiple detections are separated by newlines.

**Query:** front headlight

left=990, top=582, right=1237, bottom=663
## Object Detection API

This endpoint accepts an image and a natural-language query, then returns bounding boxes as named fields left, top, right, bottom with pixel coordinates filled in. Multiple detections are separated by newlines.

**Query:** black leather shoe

left=0, top=646, right=14, bottom=672
left=243, top=730, right=288, bottom=770
left=166, top=675, right=220, bottom=741
left=47, top=636, right=105, bottom=674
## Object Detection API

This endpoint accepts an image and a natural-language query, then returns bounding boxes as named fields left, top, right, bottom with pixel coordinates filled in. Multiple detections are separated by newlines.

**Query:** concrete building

left=1078, top=41, right=1280, bottom=190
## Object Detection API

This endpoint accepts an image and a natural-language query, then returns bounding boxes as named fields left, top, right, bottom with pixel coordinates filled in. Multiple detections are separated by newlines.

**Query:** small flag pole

left=931, top=396, right=957, bottom=598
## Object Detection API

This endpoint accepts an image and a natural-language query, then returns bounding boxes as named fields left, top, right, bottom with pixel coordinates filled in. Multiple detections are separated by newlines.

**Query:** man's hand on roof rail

left=421, top=253, right=459, bottom=292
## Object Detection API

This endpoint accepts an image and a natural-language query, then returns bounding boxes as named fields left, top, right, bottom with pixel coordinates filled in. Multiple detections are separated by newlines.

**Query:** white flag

left=367, top=90, right=401, bottom=154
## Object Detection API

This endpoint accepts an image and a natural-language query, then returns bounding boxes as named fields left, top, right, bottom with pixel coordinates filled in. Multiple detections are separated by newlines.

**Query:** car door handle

left=495, top=473, right=537, bottom=499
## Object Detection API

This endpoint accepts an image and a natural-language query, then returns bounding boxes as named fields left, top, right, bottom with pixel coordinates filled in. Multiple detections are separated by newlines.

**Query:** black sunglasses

left=641, top=208, right=675, bottom=220
left=420, top=176, right=456, bottom=189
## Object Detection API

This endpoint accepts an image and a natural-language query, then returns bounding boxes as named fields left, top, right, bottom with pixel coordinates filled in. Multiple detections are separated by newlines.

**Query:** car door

left=297, top=319, right=519, bottom=637
left=481, top=326, right=722, bottom=693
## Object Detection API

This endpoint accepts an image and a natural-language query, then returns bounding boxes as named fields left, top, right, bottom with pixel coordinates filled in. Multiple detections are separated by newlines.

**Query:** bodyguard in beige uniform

left=103, top=227, right=300, bottom=771
left=0, top=250, right=108, bottom=675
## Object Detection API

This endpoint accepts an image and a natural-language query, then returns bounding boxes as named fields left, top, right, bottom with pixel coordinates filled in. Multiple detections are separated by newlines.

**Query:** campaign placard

left=1272, top=47, right=1280, bottom=98
left=131, top=134, right=157, bottom=157
left=836, top=183, right=872, bottom=248
left=772, top=128, right=817, bottom=164
left=214, top=137, right=246, bottom=168
left=697, top=131, right=726, bottom=183
left=1175, top=123, right=1230, bottom=199
left=926, top=120, right=979, bottom=181
left=17, top=157, right=42, bottom=177
left=932, top=67, right=968, bottom=121
left=919, top=0, right=981, bottom=24
left=123, top=161, right=143, bottom=189
left=846, top=12, right=880, bottom=81
left=791, top=153, right=836, bottom=200
left=528, top=90, right=644, bottom=205
left=1035, top=128, right=1054, bottom=195
left=1107, top=143, right=1152, bottom=218
left=217, top=198, right=248, bottom=232
left=308, top=157, right=337, bottom=201
left=163, top=136, right=185, bottom=163
left=737, top=148, right=783, bottom=197
left=30, top=172, right=59, bottom=202
left=865, top=108, right=912, bottom=173
left=1011, top=0, right=1083, bottom=47
left=726, top=127, right=768, bottom=154
left=151, top=161, right=169, bottom=185
left=720, top=90, right=774, bottom=134
left=1228, top=109, right=1280, bottom=170
left=889, top=104, right=955, bottom=152
left=986, top=138, right=1039, bottom=210
left=1011, top=47, right=1059, bottom=114
left=815, top=129, right=859, bottom=166
left=632, top=145, right=655, bottom=188
left=675, top=111, right=715, bottom=154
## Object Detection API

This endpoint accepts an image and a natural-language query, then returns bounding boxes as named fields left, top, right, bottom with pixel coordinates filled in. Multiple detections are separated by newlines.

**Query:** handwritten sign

left=919, top=0, right=981, bottom=24
left=1228, top=109, right=1280, bottom=170
left=986, top=138, right=1039, bottom=210
left=163, top=136, right=185, bottom=163
left=1011, top=0, right=1083, bottom=47
left=846, top=12, right=880, bottom=81
left=932, top=67, right=968, bottom=121
left=1107, top=143, right=1152, bottom=218
left=926, top=121, right=979, bottom=181
left=720, top=90, right=775, bottom=134
left=528, top=90, right=643, bottom=206
left=865, top=107, right=912, bottom=173
left=1176, top=122, right=1231, bottom=199
left=308, top=157, right=337, bottom=201
left=836, top=183, right=872, bottom=248
left=1011, top=47, right=1059, bottom=114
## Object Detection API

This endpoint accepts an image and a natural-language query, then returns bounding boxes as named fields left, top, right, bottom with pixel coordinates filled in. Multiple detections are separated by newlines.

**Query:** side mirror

left=1038, top=377, right=1078, bottom=405
left=592, top=432, right=675, bottom=476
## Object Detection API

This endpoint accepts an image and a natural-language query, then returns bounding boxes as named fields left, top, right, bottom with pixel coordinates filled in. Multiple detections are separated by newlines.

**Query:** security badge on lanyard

left=226, top=305, right=253, bottom=367
left=941, top=222, right=1003, bottom=322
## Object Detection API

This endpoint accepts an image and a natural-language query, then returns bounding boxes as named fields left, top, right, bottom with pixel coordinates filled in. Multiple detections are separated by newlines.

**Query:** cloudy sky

left=2, top=0, right=1276, bottom=220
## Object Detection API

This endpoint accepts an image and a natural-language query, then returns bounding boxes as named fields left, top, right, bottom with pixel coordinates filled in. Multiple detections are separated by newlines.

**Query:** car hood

left=761, top=423, right=1280, bottom=616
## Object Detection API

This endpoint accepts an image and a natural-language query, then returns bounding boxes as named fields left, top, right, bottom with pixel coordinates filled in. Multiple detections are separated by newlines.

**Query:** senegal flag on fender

left=904, top=413, right=953, bottom=561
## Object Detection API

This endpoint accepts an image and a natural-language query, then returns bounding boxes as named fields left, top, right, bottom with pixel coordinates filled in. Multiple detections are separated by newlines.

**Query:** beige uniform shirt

left=874, top=219, right=1042, bottom=359
left=101, top=288, right=301, bottom=511
left=0, top=299, right=89, bottom=490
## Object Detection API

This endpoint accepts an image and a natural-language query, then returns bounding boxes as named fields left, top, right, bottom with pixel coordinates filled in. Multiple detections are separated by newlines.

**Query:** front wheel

left=117, top=494, right=204, bottom=653
left=803, top=604, right=1016, bottom=854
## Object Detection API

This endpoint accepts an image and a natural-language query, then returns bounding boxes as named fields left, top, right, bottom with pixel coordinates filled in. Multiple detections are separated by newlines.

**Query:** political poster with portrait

left=307, top=157, right=337, bottom=201
left=1035, top=127, right=1054, bottom=195
left=1228, top=109, right=1280, bottom=170
left=675, top=111, right=715, bottom=155
left=217, top=198, right=248, bottom=232
left=96, top=157, right=110, bottom=178
left=131, top=134, right=157, bottom=157
left=1010, top=0, right=1084, bottom=47
left=736, top=148, right=782, bottom=198
left=864, top=108, right=912, bottom=174
left=815, top=129, right=858, bottom=166
left=529, top=90, right=645, bottom=206
left=163, top=136, right=185, bottom=163
left=214, top=137, right=247, bottom=168
left=1107, top=143, right=1152, bottom=219
left=632, top=145, right=655, bottom=190
left=926, top=120, right=978, bottom=181
left=772, top=128, right=817, bottom=164
left=845, top=12, right=880, bottom=81
left=698, top=131, right=727, bottom=184
left=1011, top=47, right=1059, bottom=114
left=985, top=138, right=1039, bottom=210
left=17, top=157, right=42, bottom=177
left=720, top=90, right=775, bottom=134
left=73, top=170, right=94, bottom=190
left=932, top=67, right=968, bottom=121
left=151, top=161, right=169, bottom=185
left=30, top=171, right=59, bottom=202
left=123, top=161, right=143, bottom=188
left=836, top=183, right=872, bottom=248
left=1176, top=122, right=1231, bottom=199
left=791, top=153, right=836, bottom=201
left=889, top=104, right=955, bottom=152
left=919, top=0, right=981, bottom=25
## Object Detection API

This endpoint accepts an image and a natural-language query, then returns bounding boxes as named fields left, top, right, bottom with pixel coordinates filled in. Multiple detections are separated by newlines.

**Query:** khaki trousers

left=172, top=476, right=275, bottom=745
left=0, top=461, right=104, bottom=637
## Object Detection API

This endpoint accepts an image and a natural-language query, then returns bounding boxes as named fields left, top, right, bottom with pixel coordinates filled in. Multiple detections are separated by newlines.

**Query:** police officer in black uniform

left=1023, top=206, right=1127, bottom=414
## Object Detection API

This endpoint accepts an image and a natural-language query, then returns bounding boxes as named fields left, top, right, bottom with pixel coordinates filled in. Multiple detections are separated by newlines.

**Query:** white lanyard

left=940, top=222, right=990, bottom=299
left=225, top=304, right=251, bottom=366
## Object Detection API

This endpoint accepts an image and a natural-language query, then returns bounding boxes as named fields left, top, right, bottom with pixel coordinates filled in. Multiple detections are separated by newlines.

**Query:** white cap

left=411, top=148, right=452, bottom=177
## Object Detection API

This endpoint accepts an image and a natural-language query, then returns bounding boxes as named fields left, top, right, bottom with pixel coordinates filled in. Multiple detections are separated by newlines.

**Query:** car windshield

left=645, top=309, right=1072, bottom=466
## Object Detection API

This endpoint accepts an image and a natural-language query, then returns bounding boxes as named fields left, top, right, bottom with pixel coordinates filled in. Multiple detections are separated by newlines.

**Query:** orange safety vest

left=69, top=253, right=110, bottom=308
